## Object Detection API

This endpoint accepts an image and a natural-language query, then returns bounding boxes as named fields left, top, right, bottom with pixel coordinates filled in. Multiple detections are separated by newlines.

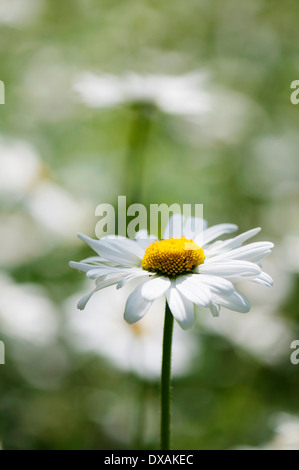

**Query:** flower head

left=142, top=237, right=205, bottom=276
left=73, top=71, right=211, bottom=117
left=70, top=215, right=274, bottom=330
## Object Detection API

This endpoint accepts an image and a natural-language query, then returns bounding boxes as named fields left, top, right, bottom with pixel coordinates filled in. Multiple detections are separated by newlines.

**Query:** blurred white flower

left=244, top=133, right=299, bottom=198
left=74, top=71, right=258, bottom=144
left=200, top=305, right=293, bottom=365
left=73, top=71, right=211, bottom=117
left=22, top=50, right=76, bottom=122
left=0, top=137, right=93, bottom=245
left=26, top=181, right=92, bottom=241
left=0, top=274, right=58, bottom=345
left=235, top=413, right=299, bottom=451
left=0, top=0, right=44, bottom=26
left=65, top=280, right=198, bottom=380
left=0, top=211, right=45, bottom=264
left=0, top=138, right=43, bottom=201
left=239, top=251, right=292, bottom=308
left=281, top=235, right=299, bottom=273
left=264, top=414, right=299, bottom=450
left=239, top=414, right=299, bottom=450
left=181, top=88, right=257, bottom=144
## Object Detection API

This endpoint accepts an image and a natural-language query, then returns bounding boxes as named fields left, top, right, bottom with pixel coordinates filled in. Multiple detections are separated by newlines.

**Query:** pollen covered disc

left=142, top=237, right=205, bottom=277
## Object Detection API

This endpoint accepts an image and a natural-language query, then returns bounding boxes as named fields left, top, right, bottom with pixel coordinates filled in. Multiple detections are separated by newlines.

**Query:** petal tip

left=77, top=300, right=86, bottom=310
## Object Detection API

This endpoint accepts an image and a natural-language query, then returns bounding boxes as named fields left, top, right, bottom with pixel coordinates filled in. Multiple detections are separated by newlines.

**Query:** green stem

left=160, top=301, right=174, bottom=450
left=124, top=103, right=154, bottom=205
left=132, top=379, right=147, bottom=449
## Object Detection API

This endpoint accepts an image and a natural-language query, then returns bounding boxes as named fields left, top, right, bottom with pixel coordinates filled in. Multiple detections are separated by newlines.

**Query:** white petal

left=100, top=237, right=145, bottom=261
left=194, top=301, right=221, bottom=317
left=196, top=274, right=235, bottom=295
left=95, top=275, right=126, bottom=291
left=77, top=274, right=125, bottom=310
left=77, top=290, right=95, bottom=310
left=163, top=213, right=184, bottom=239
left=86, top=266, right=130, bottom=279
left=124, top=282, right=153, bottom=324
left=135, top=229, right=150, bottom=240
left=213, top=289, right=250, bottom=313
left=197, top=260, right=261, bottom=280
left=175, top=275, right=211, bottom=307
left=116, top=269, right=154, bottom=289
left=251, top=271, right=273, bottom=287
left=101, top=234, right=146, bottom=258
left=166, top=285, right=195, bottom=329
left=205, top=228, right=262, bottom=255
left=226, top=227, right=262, bottom=245
left=163, top=214, right=207, bottom=240
left=182, top=216, right=207, bottom=241
left=78, top=233, right=143, bottom=266
left=141, top=276, right=171, bottom=301
left=77, top=233, right=106, bottom=255
left=199, top=223, right=238, bottom=246
left=69, top=261, right=98, bottom=273
left=79, top=256, right=104, bottom=264
left=135, top=230, right=157, bottom=250
left=210, top=303, right=220, bottom=317
left=209, top=241, right=274, bottom=263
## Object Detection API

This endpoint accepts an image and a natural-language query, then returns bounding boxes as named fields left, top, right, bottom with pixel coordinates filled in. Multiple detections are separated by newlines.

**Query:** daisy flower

left=69, top=214, right=274, bottom=330
left=73, top=71, right=211, bottom=117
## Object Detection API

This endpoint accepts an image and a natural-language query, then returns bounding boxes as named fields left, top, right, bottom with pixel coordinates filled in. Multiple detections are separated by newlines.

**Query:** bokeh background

left=1, top=0, right=299, bottom=450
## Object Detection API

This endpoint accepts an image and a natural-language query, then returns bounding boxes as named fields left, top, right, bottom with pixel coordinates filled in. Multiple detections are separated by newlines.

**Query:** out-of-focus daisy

left=282, top=235, right=299, bottom=273
left=238, top=414, right=299, bottom=450
left=0, top=0, right=44, bottom=26
left=70, top=214, right=274, bottom=330
left=0, top=137, right=92, bottom=246
left=26, top=181, right=92, bottom=241
left=65, top=280, right=198, bottom=380
left=73, top=71, right=211, bottom=117
left=201, top=305, right=292, bottom=365
left=0, top=138, right=43, bottom=201
left=0, top=274, right=58, bottom=345
left=73, top=71, right=256, bottom=144
left=0, top=211, right=46, bottom=264
left=264, top=414, right=299, bottom=450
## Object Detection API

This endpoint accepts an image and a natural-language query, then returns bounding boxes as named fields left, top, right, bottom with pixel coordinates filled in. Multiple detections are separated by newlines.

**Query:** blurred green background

left=1, top=0, right=299, bottom=450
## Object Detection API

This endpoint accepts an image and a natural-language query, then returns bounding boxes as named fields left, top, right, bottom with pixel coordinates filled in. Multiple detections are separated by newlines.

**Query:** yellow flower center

left=142, top=237, right=205, bottom=277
